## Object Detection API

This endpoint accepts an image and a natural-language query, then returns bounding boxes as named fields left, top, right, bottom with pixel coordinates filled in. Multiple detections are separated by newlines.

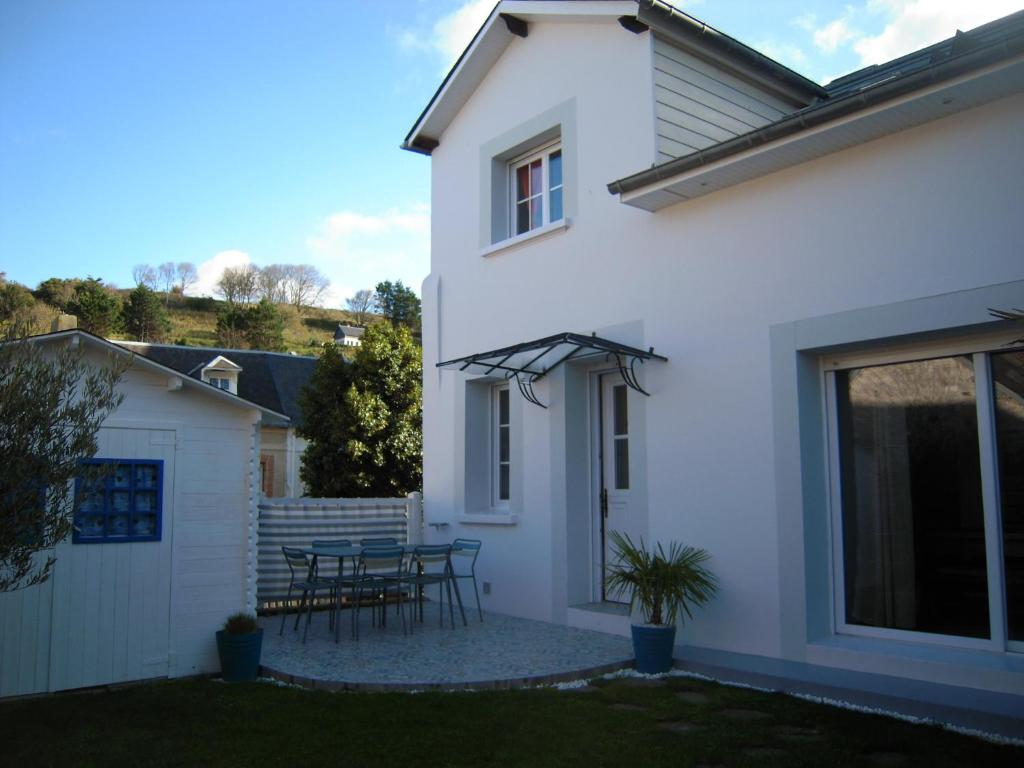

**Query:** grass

left=3, top=674, right=1019, bottom=767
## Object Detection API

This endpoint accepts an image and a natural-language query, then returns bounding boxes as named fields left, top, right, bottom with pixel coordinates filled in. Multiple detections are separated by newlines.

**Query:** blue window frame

left=73, top=459, right=163, bottom=544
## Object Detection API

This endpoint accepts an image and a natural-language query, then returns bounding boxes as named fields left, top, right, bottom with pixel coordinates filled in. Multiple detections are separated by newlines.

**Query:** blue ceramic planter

left=216, top=629, right=263, bottom=682
left=631, top=624, right=677, bottom=674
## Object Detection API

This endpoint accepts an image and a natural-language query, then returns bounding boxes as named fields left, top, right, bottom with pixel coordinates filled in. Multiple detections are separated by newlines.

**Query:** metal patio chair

left=279, top=546, right=336, bottom=643
left=451, top=538, right=484, bottom=621
left=405, top=544, right=461, bottom=632
left=359, top=536, right=398, bottom=546
left=350, top=546, right=407, bottom=641
left=311, top=538, right=352, bottom=630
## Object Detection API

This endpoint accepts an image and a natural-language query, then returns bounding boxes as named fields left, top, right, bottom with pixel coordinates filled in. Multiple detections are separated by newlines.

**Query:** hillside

left=119, top=294, right=374, bottom=355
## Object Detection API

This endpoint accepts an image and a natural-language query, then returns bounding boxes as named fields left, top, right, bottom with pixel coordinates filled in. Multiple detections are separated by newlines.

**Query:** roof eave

left=608, top=34, right=1024, bottom=204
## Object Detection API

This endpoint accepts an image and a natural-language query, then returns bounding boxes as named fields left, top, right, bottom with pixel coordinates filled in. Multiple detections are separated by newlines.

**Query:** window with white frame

left=509, top=142, right=562, bottom=237
left=825, top=337, right=1023, bottom=651
left=492, top=384, right=510, bottom=505
left=208, top=376, right=230, bottom=390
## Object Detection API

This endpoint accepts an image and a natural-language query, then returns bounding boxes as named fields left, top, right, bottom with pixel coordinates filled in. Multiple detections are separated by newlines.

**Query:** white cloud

left=304, top=205, right=431, bottom=307
left=853, top=0, right=1022, bottom=65
left=397, top=0, right=496, bottom=72
left=801, top=1, right=1022, bottom=65
left=814, top=16, right=858, bottom=54
left=192, top=249, right=252, bottom=297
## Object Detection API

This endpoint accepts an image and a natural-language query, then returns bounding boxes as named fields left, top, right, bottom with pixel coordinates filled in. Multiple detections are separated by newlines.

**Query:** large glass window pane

left=836, top=356, right=989, bottom=638
left=530, top=197, right=543, bottom=229
left=516, top=165, right=529, bottom=202
left=530, top=159, right=542, bottom=198
left=992, top=350, right=1024, bottom=642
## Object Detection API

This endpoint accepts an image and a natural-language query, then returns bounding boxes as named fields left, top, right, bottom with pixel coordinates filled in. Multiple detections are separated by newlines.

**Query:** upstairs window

left=208, top=376, right=231, bottom=390
left=509, top=142, right=563, bottom=237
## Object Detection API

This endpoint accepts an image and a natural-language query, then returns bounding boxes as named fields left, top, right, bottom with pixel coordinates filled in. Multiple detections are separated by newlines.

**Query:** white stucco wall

left=421, top=16, right=1024, bottom=695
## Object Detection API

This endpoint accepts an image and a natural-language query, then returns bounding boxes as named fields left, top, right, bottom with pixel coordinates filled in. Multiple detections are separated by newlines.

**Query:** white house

left=0, top=330, right=282, bottom=697
left=409, top=1, right=1024, bottom=717
left=334, top=324, right=365, bottom=347
left=115, top=341, right=316, bottom=498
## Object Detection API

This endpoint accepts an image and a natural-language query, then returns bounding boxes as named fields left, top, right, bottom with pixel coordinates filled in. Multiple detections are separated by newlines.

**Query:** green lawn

left=4, top=674, right=1019, bottom=767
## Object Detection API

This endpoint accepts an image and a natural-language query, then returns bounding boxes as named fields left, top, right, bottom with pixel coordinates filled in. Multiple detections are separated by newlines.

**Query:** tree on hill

left=131, top=264, right=156, bottom=289
left=257, top=264, right=290, bottom=305
left=0, top=326, right=126, bottom=591
left=299, top=323, right=421, bottom=497
left=175, top=262, right=198, bottom=295
left=286, top=264, right=329, bottom=312
left=157, top=262, right=176, bottom=304
left=34, top=277, right=79, bottom=312
left=122, top=285, right=170, bottom=342
left=215, top=298, right=284, bottom=351
left=0, top=275, right=36, bottom=326
left=245, top=298, right=285, bottom=351
left=217, top=265, right=259, bottom=306
left=374, top=280, right=420, bottom=330
left=345, top=288, right=375, bottom=325
left=67, top=278, right=122, bottom=337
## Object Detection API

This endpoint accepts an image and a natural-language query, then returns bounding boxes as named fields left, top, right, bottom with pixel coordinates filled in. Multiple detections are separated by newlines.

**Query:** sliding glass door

left=827, top=339, right=1022, bottom=652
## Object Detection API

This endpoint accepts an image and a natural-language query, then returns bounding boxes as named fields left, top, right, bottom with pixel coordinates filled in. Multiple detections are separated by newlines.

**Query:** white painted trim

left=479, top=218, right=570, bottom=258
left=821, top=328, right=1023, bottom=371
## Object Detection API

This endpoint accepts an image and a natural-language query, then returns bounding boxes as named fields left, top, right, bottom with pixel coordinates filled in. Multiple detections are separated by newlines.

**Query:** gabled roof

left=334, top=324, right=365, bottom=340
left=113, top=341, right=317, bottom=428
left=402, top=0, right=822, bottom=155
left=22, top=330, right=290, bottom=423
left=192, top=354, right=243, bottom=374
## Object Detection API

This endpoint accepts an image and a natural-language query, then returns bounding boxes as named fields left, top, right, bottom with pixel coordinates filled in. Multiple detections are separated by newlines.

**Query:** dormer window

left=195, top=354, right=242, bottom=395
left=510, top=141, right=562, bottom=236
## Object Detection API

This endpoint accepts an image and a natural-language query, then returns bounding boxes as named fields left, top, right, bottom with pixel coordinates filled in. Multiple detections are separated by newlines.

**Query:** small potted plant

left=216, top=612, right=263, bottom=682
left=605, top=531, right=718, bottom=674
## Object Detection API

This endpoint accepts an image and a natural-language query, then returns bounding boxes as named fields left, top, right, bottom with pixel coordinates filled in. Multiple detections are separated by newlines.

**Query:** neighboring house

left=334, top=324, right=365, bottom=347
left=408, top=1, right=1023, bottom=717
left=116, top=340, right=317, bottom=498
left=0, top=329, right=284, bottom=697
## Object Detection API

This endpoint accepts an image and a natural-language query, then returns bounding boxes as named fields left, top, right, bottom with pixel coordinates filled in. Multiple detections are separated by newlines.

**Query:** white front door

left=47, top=426, right=176, bottom=691
left=599, top=374, right=643, bottom=603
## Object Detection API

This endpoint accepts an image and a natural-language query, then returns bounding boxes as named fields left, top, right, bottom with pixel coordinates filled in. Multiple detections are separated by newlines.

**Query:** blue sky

left=2, top=0, right=1019, bottom=306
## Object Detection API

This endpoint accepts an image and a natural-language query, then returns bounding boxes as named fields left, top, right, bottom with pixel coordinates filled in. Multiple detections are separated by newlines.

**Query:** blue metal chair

left=451, top=538, right=483, bottom=621
left=279, top=546, right=336, bottom=643
left=351, top=546, right=407, bottom=640
left=359, top=536, right=398, bottom=546
left=311, top=539, right=352, bottom=631
left=405, top=544, right=462, bottom=632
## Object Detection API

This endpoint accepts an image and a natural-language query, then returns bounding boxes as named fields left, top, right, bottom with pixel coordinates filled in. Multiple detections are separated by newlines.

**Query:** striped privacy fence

left=256, top=492, right=422, bottom=610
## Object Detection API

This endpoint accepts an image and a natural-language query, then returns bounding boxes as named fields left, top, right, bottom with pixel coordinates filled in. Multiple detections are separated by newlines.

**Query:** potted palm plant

left=605, top=531, right=718, bottom=674
left=216, top=612, right=263, bottom=682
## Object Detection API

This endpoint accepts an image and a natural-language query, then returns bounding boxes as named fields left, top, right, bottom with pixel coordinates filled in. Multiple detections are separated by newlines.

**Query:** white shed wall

left=0, top=348, right=258, bottom=696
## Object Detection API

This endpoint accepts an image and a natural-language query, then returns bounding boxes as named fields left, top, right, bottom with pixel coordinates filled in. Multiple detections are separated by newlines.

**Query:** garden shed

left=0, top=330, right=284, bottom=697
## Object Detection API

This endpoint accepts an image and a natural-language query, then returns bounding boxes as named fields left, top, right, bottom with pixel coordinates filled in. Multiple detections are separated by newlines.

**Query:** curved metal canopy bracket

left=512, top=372, right=547, bottom=409
left=614, top=353, right=651, bottom=396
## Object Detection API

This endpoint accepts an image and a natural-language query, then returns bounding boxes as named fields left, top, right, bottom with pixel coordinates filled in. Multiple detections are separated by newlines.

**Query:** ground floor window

left=827, top=341, right=1023, bottom=649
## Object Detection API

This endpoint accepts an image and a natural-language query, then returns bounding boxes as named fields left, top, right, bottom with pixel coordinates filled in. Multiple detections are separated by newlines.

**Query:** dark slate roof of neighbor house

left=114, top=341, right=317, bottom=428
left=334, top=324, right=365, bottom=341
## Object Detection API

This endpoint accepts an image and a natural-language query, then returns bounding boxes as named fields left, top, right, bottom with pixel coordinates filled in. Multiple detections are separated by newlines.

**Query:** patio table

left=300, top=544, right=465, bottom=641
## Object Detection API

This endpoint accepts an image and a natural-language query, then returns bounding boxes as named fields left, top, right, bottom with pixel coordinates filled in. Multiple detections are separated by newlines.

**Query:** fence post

left=406, top=491, right=423, bottom=545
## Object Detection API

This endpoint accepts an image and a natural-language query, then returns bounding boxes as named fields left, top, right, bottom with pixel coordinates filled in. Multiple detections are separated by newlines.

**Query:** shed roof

left=22, top=330, right=290, bottom=423
left=113, top=341, right=317, bottom=428
left=334, top=324, right=366, bottom=340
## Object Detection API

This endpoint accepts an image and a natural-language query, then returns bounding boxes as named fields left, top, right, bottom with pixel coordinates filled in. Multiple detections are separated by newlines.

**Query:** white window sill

left=458, top=511, right=519, bottom=526
left=480, top=218, right=570, bottom=258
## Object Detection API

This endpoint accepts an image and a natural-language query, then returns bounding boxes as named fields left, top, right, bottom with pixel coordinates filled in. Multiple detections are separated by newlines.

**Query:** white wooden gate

left=0, top=426, right=176, bottom=696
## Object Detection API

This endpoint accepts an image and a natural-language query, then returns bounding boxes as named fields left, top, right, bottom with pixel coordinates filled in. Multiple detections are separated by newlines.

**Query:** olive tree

left=0, top=328, right=126, bottom=591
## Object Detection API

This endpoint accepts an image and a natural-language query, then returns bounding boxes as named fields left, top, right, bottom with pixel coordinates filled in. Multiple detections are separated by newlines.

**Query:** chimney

left=51, top=313, right=78, bottom=332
